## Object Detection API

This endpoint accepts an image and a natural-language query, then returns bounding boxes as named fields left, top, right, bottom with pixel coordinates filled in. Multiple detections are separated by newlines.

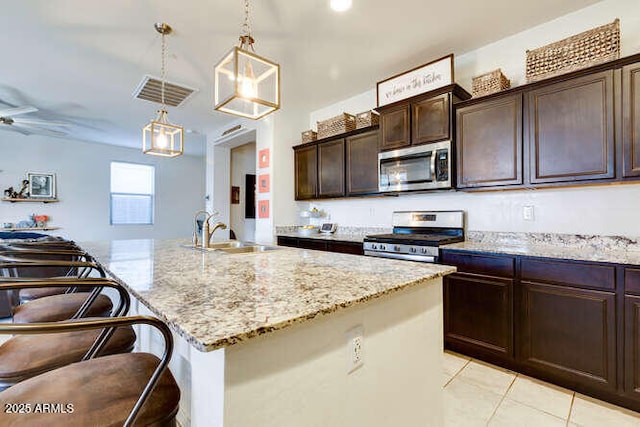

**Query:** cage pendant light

left=214, top=0, right=280, bottom=120
left=143, top=23, right=184, bottom=157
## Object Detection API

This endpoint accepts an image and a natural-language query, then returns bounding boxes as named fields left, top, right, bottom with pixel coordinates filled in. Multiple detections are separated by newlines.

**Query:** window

left=110, top=162, right=155, bottom=225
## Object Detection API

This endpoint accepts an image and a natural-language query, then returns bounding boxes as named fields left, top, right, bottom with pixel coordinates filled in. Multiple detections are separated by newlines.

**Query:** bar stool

left=0, top=316, right=180, bottom=426
left=0, top=279, right=137, bottom=390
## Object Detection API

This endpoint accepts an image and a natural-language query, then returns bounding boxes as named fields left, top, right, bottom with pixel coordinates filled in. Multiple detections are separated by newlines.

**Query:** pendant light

left=143, top=23, right=184, bottom=157
left=214, top=0, right=280, bottom=120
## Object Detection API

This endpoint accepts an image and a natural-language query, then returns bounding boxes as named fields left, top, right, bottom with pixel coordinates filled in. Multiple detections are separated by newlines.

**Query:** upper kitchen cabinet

left=318, top=138, right=345, bottom=198
left=527, top=70, right=615, bottom=184
left=456, top=93, right=523, bottom=188
left=377, top=84, right=471, bottom=151
left=346, top=131, right=379, bottom=195
left=623, top=62, right=640, bottom=177
left=294, top=144, right=317, bottom=200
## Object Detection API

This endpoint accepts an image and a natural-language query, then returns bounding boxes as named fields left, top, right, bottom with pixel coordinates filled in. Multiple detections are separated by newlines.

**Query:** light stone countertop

left=442, top=232, right=640, bottom=265
left=80, top=238, right=455, bottom=352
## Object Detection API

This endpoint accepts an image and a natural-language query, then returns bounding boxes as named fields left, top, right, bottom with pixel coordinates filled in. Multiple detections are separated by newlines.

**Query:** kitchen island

left=81, top=238, right=455, bottom=427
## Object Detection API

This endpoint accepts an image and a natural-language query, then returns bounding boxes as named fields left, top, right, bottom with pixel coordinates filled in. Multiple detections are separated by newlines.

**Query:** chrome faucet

left=193, top=210, right=227, bottom=248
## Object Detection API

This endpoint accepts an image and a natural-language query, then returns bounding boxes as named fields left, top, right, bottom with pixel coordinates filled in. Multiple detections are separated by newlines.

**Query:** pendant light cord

left=239, top=0, right=255, bottom=52
left=160, top=30, right=167, bottom=110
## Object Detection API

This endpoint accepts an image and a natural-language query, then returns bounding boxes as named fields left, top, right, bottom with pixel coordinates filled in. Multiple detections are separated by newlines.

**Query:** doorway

left=230, top=142, right=256, bottom=242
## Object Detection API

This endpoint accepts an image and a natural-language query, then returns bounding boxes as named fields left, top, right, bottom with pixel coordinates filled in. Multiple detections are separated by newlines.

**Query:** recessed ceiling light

left=330, top=0, right=352, bottom=12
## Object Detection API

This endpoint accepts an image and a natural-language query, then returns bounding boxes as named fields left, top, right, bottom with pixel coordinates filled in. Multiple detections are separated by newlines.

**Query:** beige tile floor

left=443, top=350, right=640, bottom=426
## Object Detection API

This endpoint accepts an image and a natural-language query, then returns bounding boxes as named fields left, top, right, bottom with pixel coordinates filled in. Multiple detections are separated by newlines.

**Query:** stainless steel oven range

left=363, top=210, right=464, bottom=263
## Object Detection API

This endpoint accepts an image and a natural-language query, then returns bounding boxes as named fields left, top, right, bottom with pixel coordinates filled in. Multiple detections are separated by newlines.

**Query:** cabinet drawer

left=327, top=241, right=363, bottom=255
left=296, top=239, right=327, bottom=251
left=625, top=268, right=640, bottom=295
left=276, top=236, right=298, bottom=248
left=521, top=258, right=615, bottom=291
left=440, top=251, right=515, bottom=277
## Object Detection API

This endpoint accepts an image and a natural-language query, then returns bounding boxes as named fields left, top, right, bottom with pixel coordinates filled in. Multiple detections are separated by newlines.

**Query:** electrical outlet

left=346, top=325, right=364, bottom=373
left=523, top=205, right=535, bottom=221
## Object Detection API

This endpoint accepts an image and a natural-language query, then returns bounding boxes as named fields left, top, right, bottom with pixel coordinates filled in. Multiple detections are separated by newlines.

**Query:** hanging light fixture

left=143, top=23, right=184, bottom=157
left=214, top=0, right=280, bottom=120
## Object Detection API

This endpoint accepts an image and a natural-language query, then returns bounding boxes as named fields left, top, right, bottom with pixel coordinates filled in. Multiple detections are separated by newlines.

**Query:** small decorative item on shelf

left=301, top=130, right=317, bottom=144
left=526, top=19, right=620, bottom=83
left=355, top=110, right=380, bottom=129
left=3, top=179, right=30, bottom=199
left=31, top=214, right=50, bottom=228
left=472, top=69, right=511, bottom=98
left=317, top=113, right=356, bottom=139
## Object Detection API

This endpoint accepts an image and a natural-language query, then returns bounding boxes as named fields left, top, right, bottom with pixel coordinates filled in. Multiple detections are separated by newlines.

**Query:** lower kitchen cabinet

left=625, top=295, right=640, bottom=398
left=519, top=281, right=617, bottom=391
left=276, top=236, right=363, bottom=255
left=444, top=272, right=513, bottom=363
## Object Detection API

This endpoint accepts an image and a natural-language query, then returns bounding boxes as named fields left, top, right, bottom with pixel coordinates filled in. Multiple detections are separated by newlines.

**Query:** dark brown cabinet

left=625, top=295, right=640, bottom=398
left=519, top=280, right=616, bottom=391
left=346, top=131, right=379, bottom=195
left=442, top=251, right=515, bottom=364
left=456, top=94, right=523, bottom=188
left=623, top=63, right=640, bottom=177
left=378, top=85, right=471, bottom=151
left=527, top=70, right=615, bottom=184
left=276, top=236, right=363, bottom=255
left=413, top=93, right=450, bottom=145
left=294, top=145, right=317, bottom=200
left=318, top=139, right=345, bottom=198
left=293, top=128, right=378, bottom=201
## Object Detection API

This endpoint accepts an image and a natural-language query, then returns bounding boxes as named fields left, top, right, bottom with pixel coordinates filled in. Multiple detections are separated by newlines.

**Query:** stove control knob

left=410, top=247, right=417, bottom=253
left=421, top=248, right=428, bottom=254
left=380, top=244, right=386, bottom=250
left=371, top=244, right=377, bottom=250
left=394, top=245, right=401, bottom=252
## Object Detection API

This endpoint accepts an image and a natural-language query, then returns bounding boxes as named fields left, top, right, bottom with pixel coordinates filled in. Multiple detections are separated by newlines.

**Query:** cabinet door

left=625, top=295, right=640, bottom=397
left=346, top=131, right=379, bottom=195
left=277, top=236, right=298, bottom=248
left=527, top=70, right=615, bottom=183
left=318, top=139, right=345, bottom=198
left=623, top=63, right=640, bottom=177
left=294, top=145, right=317, bottom=200
left=444, top=273, right=513, bottom=361
left=456, top=94, right=523, bottom=188
left=326, top=241, right=364, bottom=255
left=519, top=281, right=616, bottom=391
left=412, top=93, right=450, bottom=145
left=380, top=103, right=410, bottom=150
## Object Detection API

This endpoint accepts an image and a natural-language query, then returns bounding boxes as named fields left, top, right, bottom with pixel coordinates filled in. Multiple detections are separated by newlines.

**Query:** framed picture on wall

left=27, top=172, right=56, bottom=198
left=231, top=186, right=240, bottom=204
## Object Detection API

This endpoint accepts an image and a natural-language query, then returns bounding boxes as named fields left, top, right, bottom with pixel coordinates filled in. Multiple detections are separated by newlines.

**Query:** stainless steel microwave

left=378, top=141, right=452, bottom=192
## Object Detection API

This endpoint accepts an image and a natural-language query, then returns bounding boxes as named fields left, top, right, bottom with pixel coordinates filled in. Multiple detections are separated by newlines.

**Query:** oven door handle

left=430, top=151, right=436, bottom=181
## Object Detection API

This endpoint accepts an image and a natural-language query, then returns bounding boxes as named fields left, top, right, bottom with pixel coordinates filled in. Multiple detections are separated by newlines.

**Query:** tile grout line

left=565, top=392, right=576, bottom=427
left=485, top=372, right=518, bottom=425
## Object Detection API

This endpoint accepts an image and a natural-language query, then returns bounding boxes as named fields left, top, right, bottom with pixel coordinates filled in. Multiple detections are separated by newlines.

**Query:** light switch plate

left=523, top=205, right=535, bottom=221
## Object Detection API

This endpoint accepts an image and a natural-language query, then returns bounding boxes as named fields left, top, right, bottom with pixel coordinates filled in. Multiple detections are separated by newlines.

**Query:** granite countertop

left=80, top=238, right=454, bottom=352
left=441, top=232, right=640, bottom=265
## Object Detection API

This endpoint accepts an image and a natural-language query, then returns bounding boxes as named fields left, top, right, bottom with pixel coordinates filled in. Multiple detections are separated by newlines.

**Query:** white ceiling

left=0, top=0, right=602, bottom=156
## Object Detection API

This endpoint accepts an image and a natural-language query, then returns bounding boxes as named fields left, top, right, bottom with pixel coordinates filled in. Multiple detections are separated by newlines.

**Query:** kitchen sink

left=216, top=245, right=281, bottom=254
left=181, top=241, right=280, bottom=254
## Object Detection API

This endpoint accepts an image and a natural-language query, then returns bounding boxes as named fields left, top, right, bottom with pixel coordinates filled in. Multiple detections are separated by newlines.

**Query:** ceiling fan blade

left=0, top=124, right=31, bottom=135
left=0, top=106, right=38, bottom=117
left=12, top=118, right=70, bottom=127
left=7, top=123, right=67, bottom=137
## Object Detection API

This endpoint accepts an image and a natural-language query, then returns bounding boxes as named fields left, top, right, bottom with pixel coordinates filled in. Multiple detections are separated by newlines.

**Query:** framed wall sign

left=27, top=172, right=56, bottom=198
left=258, top=148, right=270, bottom=169
left=376, top=54, right=454, bottom=107
left=258, top=200, right=269, bottom=219
left=258, top=174, right=270, bottom=193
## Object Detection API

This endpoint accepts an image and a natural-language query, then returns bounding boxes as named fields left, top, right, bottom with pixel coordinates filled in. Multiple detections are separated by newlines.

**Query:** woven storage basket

left=355, top=110, right=380, bottom=129
left=317, top=113, right=356, bottom=139
left=301, top=130, right=317, bottom=144
left=472, top=69, right=511, bottom=98
left=526, top=19, right=620, bottom=83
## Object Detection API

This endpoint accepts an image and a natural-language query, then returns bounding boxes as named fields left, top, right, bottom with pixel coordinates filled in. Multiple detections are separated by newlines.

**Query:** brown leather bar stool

left=0, top=261, right=112, bottom=323
left=0, top=316, right=180, bottom=426
left=0, top=279, right=136, bottom=390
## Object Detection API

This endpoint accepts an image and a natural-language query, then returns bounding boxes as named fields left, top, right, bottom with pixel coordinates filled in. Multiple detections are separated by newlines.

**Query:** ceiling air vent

left=133, top=75, right=197, bottom=107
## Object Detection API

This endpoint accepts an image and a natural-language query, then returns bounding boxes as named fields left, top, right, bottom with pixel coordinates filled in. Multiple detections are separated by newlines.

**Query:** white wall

left=0, top=134, right=205, bottom=241
left=299, top=0, right=640, bottom=236
left=230, top=142, right=256, bottom=242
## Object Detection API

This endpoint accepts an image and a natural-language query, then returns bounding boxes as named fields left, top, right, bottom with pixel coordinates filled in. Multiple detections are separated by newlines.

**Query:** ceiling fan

left=0, top=106, right=70, bottom=137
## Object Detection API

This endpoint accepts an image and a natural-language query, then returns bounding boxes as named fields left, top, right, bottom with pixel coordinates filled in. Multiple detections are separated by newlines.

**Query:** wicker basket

left=526, top=19, right=620, bottom=83
left=317, top=113, right=356, bottom=139
left=301, top=130, right=317, bottom=144
left=472, top=69, right=511, bottom=98
left=355, top=110, right=380, bottom=129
